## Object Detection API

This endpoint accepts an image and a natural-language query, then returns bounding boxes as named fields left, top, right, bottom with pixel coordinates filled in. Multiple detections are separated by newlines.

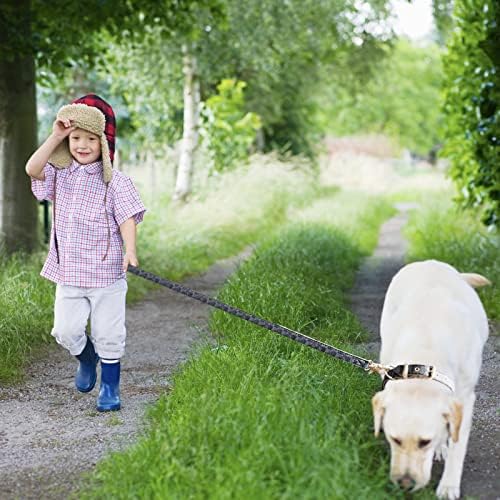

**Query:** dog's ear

left=372, top=391, right=386, bottom=437
left=460, top=272, right=491, bottom=288
left=443, top=399, right=463, bottom=443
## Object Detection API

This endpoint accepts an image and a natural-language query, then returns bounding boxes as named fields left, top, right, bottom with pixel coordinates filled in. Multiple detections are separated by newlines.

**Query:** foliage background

left=442, top=0, right=500, bottom=227
left=324, top=40, right=444, bottom=156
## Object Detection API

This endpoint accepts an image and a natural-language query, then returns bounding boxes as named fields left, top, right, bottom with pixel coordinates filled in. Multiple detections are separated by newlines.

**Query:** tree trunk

left=0, top=0, right=38, bottom=254
left=193, top=75, right=201, bottom=154
left=173, top=44, right=200, bottom=202
left=256, top=128, right=265, bottom=152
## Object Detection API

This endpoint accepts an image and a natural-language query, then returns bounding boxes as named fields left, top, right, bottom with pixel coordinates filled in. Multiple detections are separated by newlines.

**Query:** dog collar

left=382, top=364, right=455, bottom=393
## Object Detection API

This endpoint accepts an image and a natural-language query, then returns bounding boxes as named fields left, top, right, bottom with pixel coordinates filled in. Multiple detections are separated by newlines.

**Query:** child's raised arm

left=25, top=119, right=75, bottom=180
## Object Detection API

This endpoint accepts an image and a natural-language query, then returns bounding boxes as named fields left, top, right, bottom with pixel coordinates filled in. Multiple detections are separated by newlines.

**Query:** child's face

left=69, top=128, right=101, bottom=164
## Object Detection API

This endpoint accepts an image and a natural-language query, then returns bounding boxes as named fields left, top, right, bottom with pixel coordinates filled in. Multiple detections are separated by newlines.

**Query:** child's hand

left=52, top=119, right=76, bottom=140
left=123, top=251, right=138, bottom=272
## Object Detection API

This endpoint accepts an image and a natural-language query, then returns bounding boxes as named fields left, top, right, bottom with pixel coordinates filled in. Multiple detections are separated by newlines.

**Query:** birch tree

left=174, top=44, right=201, bottom=201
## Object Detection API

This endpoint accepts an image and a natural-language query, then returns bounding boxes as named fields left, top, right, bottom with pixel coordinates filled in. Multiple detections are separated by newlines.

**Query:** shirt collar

left=69, top=159, right=103, bottom=175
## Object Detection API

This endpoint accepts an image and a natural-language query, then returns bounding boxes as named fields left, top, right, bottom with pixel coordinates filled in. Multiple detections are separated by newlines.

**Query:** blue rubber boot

left=75, top=337, right=99, bottom=393
left=97, top=360, right=121, bottom=412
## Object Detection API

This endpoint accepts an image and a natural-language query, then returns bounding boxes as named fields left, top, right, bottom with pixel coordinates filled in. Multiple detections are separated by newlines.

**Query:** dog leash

left=127, top=265, right=386, bottom=374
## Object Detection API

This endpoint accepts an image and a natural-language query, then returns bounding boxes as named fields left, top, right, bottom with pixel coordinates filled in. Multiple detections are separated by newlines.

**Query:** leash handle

left=127, top=265, right=372, bottom=370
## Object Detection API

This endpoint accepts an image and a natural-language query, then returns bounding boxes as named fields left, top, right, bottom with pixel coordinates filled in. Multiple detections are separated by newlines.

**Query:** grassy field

left=404, top=195, right=500, bottom=321
left=0, top=155, right=316, bottom=382
left=83, top=193, right=438, bottom=499
left=127, top=155, right=318, bottom=302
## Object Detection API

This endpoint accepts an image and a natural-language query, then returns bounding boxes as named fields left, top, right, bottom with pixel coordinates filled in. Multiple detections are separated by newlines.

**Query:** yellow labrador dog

left=372, top=260, right=490, bottom=499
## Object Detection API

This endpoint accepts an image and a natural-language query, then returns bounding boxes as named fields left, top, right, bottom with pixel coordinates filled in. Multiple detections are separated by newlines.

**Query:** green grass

left=83, top=193, right=436, bottom=499
left=404, top=195, right=500, bottom=320
left=0, top=156, right=318, bottom=382
left=126, top=157, right=318, bottom=302
left=0, top=252, right=55, bottom=380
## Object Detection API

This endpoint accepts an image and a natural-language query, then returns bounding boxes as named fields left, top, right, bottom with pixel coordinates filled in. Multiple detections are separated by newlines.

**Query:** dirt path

left=350, top=204, right=500, bottom=500
left=0, top=250, right=251, bottom=499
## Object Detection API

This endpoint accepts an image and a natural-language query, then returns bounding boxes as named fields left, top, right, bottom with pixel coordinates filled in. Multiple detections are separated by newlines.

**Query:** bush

left=201, top=79, right=262, bottom=173
left=442, top=0, right=500, bottom=228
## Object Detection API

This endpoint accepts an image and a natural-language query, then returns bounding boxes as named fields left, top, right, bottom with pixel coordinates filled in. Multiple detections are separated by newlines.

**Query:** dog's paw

left=436, top=482, right=460, bottom=499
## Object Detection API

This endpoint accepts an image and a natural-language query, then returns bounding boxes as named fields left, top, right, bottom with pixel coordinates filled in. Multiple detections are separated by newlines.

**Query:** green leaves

left=201, top=79, right=262, bottom=172
left=1, top=0, right=227, bottom=75
left=19, top=0, right=394, bottom=167
left=432, top=0, right=455, bottom=45
left=324, top=40, right=444, bottom=156
left=97, top=0, right=392, bottom=160
left=442, top=0, right=499, bottom=228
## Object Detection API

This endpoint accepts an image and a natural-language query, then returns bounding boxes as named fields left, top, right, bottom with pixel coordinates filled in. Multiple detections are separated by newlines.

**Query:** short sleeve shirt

left=31, top=160, right=146, bottom=287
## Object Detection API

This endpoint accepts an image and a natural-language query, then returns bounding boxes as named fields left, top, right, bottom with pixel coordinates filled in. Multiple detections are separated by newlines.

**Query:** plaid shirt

left=31, top=161, right=146, bottom=287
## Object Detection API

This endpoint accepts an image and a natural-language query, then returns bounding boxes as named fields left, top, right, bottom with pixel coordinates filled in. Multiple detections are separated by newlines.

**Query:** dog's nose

left=397, top=475, right=416, bottom=490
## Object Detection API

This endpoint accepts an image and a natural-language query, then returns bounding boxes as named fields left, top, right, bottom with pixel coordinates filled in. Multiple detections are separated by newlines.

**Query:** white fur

left=372, top=260, right=489, bottom=499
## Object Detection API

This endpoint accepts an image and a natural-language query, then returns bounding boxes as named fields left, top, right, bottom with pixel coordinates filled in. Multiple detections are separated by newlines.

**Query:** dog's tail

left=460, top=273, right=491, bottom=288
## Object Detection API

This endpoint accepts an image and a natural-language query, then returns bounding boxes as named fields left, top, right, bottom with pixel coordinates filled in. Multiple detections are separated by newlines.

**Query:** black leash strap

left=128, top=266, right=373, bottom=371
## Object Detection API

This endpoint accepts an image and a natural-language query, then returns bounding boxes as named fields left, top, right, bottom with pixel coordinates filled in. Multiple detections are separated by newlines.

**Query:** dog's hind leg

left=436, top=393, right=475, bottom=500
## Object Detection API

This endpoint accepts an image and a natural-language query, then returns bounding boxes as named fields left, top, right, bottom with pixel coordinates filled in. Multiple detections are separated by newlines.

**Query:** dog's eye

left=418, top=439, right=431, bottom=448
left=391, top=437, right=402, bottom=446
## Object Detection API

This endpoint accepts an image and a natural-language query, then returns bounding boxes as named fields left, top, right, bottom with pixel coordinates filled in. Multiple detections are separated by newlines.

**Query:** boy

left=25, top=94, right=146, bottom=412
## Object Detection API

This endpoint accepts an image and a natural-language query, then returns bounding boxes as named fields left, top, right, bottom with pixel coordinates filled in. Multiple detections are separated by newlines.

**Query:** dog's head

left=372, top=380, right=462, bottom=492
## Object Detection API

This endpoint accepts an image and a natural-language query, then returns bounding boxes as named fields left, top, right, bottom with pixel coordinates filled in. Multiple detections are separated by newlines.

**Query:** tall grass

left=84, top=194, right=433, bottom=499
left=405, top=195, right=500, bottom=320
left=127, top=155, right=318, bottom=302
left=291, top=190, right=396, bottom=253
left=0, top=252, right=55, bottom=380
left=0, top=155, right=317, bottom=382
left=320, top=151, right=449, bottom=195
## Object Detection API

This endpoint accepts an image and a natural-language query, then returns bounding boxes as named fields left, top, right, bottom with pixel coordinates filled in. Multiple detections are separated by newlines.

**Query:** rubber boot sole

left=75, top=373, right=97, bottom=393
left=96, top=402, right=121, bottom=412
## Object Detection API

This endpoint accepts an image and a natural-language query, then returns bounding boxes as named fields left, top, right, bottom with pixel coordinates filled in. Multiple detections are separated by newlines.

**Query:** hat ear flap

left=48, top=138, right=73, bottom=169
left=100, top=135, right=113, bottom=183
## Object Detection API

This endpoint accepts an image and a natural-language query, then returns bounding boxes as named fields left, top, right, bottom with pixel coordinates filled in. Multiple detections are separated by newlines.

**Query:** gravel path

left=350, top=204, right=500, bottom=500
left=0, top=250, right=251, bottom=499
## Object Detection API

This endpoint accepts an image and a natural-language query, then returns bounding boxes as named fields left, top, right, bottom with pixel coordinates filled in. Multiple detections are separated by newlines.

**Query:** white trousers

left=51, top=279, right=128, bottom=359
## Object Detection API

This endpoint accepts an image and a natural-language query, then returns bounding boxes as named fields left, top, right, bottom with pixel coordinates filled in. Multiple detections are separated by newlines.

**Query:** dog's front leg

left=436, top=393, right=475, bottom=500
